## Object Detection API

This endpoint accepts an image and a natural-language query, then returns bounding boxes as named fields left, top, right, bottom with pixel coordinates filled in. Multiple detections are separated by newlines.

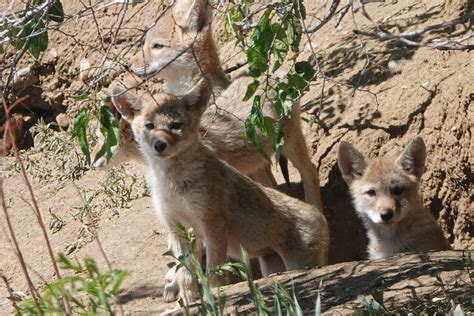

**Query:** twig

left=303, top=0, right=340, bottom=33
left=1, top=273, right=20, bottom=312
left=334, top=0, right=353, bottom=28
left=353, top=9, right=473, bottom=50
left=0, top=179, right=42, bottom=313
left=224, top=60, right=248, bottom=74
left=2, top=94, right=72, bottom=315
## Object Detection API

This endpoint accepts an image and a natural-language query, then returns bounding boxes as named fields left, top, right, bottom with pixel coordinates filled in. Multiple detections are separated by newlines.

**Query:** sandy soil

left=1, top=0, right=472, bottom=314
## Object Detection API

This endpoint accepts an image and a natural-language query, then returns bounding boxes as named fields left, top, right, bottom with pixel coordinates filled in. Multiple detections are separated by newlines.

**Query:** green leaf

left=292, top=288, right=304, bottom=316
left=453, top=304, right=465, bottom=316
left=274, top=294, right=282, bottom=315
left=48, top=0, right=65, bottom=23
left=295, top=61, right=316, bottom=81
left=111, top=271, right=129, bottom=296
left=27, top=19, right=49, bottom=58
left=245, top=96, right=271, bottom=162
left=162, top=250, right=175, bottom=258
left=262, top=116, right=276, bottom=145
left=243, top=80, right=259, bottom=101
left=8, top=26, right=27, bottom=50
left=85, top=257, right=100, bottom=277
left=246, top=46, right=267, bottom=77
left=73, top=108, right=91, bottom=164
left=57, top=253, right=83, bottom=272
left=246, top=8, right=273, bottom=77
left=315, top=292, right=321, bottom=316
left=272, top=37, right=289, bottom=72
left=92, top=106, right=120, bottom=164
left=287, top=15, right=303, bottom=52
left=371, top=290, right=384, bottom=306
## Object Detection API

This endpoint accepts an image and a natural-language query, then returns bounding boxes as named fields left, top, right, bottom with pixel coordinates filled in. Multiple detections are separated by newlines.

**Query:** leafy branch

left=226, top=0, right=316, bottom=160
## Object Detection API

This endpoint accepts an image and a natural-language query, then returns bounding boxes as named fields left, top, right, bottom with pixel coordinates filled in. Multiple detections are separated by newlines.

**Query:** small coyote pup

left=111, top=79, right=329, bottom=305
left=127, top=0, right=322, bottom=209
left=337, top=137, right=451, bottom=260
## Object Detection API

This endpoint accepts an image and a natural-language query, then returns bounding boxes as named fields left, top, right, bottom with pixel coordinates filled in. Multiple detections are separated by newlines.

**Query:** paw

left=163, top=282, right=179, bottom=302
left=176, top=268, right=197, bottom=305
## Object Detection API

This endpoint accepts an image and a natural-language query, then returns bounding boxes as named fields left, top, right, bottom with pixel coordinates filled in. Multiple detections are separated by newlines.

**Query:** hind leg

left=258, top=253, right=286, bottom=276
left=281, top=106, right=322, bottom=209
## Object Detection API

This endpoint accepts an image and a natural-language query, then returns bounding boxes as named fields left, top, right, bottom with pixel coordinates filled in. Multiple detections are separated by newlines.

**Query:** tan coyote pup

left=110, top=79, right=329, bottom=305
left=126, top=0, right=322, bottom=209
left=337, top=137, right=451, bottom=260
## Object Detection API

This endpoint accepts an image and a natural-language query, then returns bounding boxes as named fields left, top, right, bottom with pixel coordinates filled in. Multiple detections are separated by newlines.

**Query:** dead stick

left=2, top=94, right=72, bottom=315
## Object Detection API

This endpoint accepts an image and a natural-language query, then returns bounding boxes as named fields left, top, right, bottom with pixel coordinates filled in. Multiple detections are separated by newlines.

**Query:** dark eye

left=170, top=121, right=182, bottom=129
left=393, top=187, right=404, bottom=195
left=153, top=43, right=164, bottom=49
left=145, top=123, right=155, bottom=130
left=366, top=189, right=376, bottom=197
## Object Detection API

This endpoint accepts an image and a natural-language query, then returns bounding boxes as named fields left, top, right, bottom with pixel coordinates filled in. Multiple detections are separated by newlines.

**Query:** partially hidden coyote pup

left=126, top=0, right=322, bottom=209
left=337, top=137, right=451, bottom=260
left=110, top=79, right=329, bottom=305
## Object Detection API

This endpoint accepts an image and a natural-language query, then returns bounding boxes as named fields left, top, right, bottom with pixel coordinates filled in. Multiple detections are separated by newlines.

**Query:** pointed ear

left=396, top=136, right=426, bottom=178
left=110, top=85, right=142, bottom=123
left=173, top=0, right=212, bottom=32
left=337, top=141, right=367, bottom=185
left=183, top=78, right=212, bottom=112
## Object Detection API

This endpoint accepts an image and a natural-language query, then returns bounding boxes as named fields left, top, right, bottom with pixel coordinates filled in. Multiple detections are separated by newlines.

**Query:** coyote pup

left=337, top=137, right=451, bottom=260
left=111, top=79, right=329, bottom=304
left=127, top=0, right=322, bottom=208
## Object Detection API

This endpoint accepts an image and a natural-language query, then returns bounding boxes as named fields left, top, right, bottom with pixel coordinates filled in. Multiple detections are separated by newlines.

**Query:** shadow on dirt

left=119, top=283, right=163, bottom=304
left=279, top=163, right=368, bottom=265
left=316, top=2, right=466, bottom=92
left=322, top=164, right=368, bottom=264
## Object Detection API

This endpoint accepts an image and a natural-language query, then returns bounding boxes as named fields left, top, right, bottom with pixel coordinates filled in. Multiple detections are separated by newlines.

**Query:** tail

left=279, top=155, right=290, bottom=187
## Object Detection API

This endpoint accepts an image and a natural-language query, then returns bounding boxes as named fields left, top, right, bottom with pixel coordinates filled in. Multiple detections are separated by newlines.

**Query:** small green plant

left=18, top=254, right=128, bottom=315
left=74, top=93, right=120, bottom=166
left=6, top=118, right=90, bottom=181
left=100, top=165, right=141, bottom=209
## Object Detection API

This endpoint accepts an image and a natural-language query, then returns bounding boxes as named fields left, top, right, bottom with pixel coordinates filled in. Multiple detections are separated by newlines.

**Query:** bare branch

left=303, top=0, right=341, bottom=33
left=354, top=12, right=474, bottom=50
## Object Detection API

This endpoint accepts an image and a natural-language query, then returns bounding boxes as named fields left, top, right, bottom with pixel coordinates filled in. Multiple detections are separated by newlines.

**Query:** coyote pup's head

left=337, top=137, right=426, bottom=225
left=128, top=0, right=213, bottom=81
left=110, top=79, right=211, bottom=160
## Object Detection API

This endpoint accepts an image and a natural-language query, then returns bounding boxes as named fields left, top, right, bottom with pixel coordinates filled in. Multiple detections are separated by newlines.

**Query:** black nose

left=380, top=209, right=394, bottom=222
left=154, top=140, right=167, bottom=153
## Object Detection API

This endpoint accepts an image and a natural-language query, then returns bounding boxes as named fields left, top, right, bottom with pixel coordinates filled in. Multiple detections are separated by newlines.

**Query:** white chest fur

left=145, top=157, right=206, bottom=233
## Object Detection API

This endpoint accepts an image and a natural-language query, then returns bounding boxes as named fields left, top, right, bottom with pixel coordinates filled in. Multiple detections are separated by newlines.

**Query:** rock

left=46, top=48, right=59, bottom=64
left=12, top=66, right=39, bottom=91
left=56, top=113, right=70, bottom=131
left=79, top=58, right=92, bottom=82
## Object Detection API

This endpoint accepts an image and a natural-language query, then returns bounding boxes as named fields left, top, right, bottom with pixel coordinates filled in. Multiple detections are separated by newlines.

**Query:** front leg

left=205, top=228, right=228, bottom=288
left=164, top=229, right=202, bottom=306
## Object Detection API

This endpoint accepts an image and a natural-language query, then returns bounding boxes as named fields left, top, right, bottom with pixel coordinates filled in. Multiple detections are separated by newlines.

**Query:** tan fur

left=337, top=137, right=451, bottom=260
left=1, top=113, right=29, bottom=155
left=127, top=0, right=322, bottom=209
left=111, top=80, right=329, bottom=305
